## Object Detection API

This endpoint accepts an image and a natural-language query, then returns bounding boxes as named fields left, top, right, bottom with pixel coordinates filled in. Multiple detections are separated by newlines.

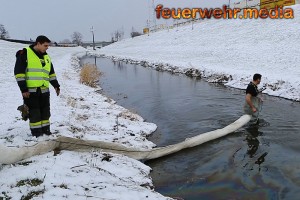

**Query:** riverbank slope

left=0, top=40, right=171, bottom=200
left=95, top=4, right=300, bottom=101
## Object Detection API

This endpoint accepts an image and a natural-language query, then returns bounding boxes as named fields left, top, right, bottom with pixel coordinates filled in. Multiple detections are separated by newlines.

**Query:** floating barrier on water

left=0, top=114, right=251, bottom=165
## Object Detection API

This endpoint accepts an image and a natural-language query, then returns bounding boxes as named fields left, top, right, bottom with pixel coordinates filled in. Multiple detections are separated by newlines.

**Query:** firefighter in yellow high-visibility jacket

left=14, top=35, right=60, bottom=137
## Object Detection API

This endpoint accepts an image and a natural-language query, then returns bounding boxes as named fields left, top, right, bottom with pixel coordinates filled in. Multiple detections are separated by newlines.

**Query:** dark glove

left=55, top=87, right=60, bottom=96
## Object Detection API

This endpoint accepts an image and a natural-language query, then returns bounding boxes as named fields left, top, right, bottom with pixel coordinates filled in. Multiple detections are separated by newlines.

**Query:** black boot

left=31, top=128, right=43, bottom=137
left=42, top=125, right=52, bottom=136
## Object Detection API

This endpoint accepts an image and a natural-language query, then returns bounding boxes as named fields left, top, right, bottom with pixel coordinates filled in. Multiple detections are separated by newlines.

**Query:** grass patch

left=59, top=183, right=68, bottom=189
left=16, top=178, right=43, bottom=187
left=3, top=136, right=13, bottom=143
left=21, top=190, right=45, bottom=200
left=80, top=64, right=101, bottom=88
left=101, top=153, right=113, bottom=162
left=119, top=110, right=140, bottom=121
left=1, top=192, right=12, bottom=200
left=54, top=183, right=68, bottom=189
left=13, top=161, right=33, bottom=166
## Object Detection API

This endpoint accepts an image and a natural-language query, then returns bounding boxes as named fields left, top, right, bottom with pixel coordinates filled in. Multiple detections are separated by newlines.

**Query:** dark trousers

left=24, top=88, right=51, bottom=137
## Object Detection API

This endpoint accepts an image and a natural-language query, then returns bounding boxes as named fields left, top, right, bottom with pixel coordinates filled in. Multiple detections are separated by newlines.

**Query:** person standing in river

left=14, top=35, right=60, bottom=137
left=244, top=73, right=263, bottom=124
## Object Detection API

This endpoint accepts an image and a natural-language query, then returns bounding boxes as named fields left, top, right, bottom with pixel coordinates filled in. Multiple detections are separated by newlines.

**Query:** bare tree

left=120, top=27, right=124, bottom=40
left=112, top=28, right=124, bottom=42
left=71, top=32, right=83, bottom=46
left=0, top=24, right=9, bottom=39
left=111, top=33, right=115, bottom=42
left=60, top=39, right=71, bottom=43
left=114, top=30, right=121, bottom=42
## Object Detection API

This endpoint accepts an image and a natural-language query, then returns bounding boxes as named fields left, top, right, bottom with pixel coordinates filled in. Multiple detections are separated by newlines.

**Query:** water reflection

left=245, top=126, right=261, bottom=158
left=112, top=60, right=125, bottom=71
left=244, top=125, right=268, bottom=172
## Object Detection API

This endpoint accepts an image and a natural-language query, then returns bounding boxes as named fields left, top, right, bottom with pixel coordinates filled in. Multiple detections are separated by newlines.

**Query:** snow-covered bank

left=0, top=41, right=157, bottom=149
left=94, top=4, right=300, bottom=101
left=0, top=40, right=171, bottom=200
left=0, top=151, right=170, bottom=200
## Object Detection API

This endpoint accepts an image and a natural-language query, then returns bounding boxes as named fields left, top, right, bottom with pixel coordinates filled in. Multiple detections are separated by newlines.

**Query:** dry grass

left=80, top=64, right=101, bottom=88
left=119, top=110, right=142, bottom=121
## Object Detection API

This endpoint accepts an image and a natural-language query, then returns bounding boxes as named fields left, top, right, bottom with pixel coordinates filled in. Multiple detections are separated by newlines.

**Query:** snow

left=0, top=151, right=170, bottom=200
left=2, top=4, right=299, bottom=199
left=0, top=40, right=171, bottom=200
left=94, top=4, right=300, bottom=101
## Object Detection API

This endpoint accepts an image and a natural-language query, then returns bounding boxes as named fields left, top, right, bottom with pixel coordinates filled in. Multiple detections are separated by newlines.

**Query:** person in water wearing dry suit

left=244, top=73, right=264, bottom=124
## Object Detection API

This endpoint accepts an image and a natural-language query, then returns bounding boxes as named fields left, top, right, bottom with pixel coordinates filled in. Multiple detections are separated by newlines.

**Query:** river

left=81, top=56, right=300, bottom=200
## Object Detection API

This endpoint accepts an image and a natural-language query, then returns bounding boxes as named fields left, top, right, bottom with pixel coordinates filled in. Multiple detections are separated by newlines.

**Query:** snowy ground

left=93, top=5, right=300, bottom=101
left=2, top=5, right=299, bottom=199
left=0, top=40, right=171, bottom=200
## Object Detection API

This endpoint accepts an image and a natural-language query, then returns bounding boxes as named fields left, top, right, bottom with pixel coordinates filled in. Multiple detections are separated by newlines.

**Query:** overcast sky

left=0, top=0, right=235, bottom=42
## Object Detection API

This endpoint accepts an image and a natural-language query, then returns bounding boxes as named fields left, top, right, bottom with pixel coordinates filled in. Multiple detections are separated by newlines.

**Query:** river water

left=81, top=56, right=300, bottom=200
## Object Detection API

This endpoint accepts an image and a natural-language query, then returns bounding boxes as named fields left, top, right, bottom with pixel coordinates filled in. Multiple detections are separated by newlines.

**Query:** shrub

left=80, top=64, right=101, bottom=87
